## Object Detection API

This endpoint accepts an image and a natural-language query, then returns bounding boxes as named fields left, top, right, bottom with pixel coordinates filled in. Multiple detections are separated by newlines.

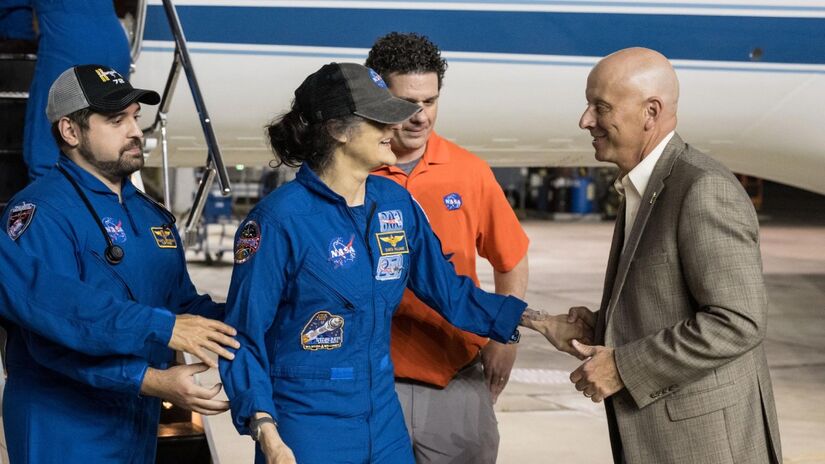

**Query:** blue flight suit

left=220, top=165, right=526, bottom=464
left=1, top=156, right=223, bottom=463
left=23, top=0, right=131, bottom=180
left=0, top=232, right=176, bottom=356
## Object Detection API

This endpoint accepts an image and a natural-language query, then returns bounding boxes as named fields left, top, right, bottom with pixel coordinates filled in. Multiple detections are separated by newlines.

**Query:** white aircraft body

left=128, top=0, right=825, bottom=194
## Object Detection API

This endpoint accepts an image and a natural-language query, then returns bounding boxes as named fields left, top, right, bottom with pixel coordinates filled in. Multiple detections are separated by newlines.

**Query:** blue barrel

left=570, top=176, right=595, bottom=214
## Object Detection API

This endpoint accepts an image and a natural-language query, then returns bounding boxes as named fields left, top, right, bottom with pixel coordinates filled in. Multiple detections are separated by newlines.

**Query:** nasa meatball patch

left=301, top=311, right=345, bottom=351
left=6, top=202, right=36, bottom=240
left=234, top=220, right=261, bottom=264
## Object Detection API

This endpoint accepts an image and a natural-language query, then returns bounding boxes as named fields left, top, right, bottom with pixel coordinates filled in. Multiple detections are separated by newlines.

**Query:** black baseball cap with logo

left=295, top=62, right=420, bottom=125
left=46, top=64, right=161, bottom=122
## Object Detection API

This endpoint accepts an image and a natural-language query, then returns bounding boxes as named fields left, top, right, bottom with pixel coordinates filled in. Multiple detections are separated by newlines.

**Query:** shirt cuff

left=489, top=296, right=528, bottom=343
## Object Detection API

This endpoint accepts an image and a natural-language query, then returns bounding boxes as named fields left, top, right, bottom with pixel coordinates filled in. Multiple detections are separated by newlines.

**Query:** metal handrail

left=144, top=0, right=231, bottom=243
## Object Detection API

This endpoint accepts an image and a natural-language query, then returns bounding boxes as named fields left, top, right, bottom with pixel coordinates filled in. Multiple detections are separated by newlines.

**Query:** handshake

left=518, top=306, right=624, bottom=403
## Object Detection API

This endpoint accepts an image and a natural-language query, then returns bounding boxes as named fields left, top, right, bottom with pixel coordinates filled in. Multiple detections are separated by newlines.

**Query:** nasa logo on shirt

left=443, top=193, right=462, bottom=211
left=102, top=217, right=127, bottom=244
left=328, top=234, right=357, bottom=269
left=301, top=311, right=345, bottom=350
left=6, top=202, right=36, bottom=240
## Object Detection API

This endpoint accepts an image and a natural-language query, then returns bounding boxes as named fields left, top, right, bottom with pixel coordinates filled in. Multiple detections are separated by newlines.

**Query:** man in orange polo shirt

left=367, top=33, right=530, bottom=463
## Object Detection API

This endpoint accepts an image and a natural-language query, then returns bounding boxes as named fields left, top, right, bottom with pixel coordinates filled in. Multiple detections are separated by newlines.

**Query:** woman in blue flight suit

left=219, top=63, right=531, bottom=464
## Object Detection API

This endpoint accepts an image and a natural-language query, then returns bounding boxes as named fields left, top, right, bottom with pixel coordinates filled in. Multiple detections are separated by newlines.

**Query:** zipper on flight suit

left=343, top=200, right=377, bottom=459
left=302, top=266, right=355, bottom=311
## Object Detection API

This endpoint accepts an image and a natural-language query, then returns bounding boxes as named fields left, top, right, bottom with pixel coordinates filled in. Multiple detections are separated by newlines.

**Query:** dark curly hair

left=265, top=102, right=362, bottom=175
left=365, top=32, right=448, bottom=89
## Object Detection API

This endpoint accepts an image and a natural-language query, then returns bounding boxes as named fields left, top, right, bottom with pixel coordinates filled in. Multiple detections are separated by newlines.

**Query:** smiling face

left=338, top=119, right=402, bottom=171
left=63, top=102, right=145, bottom=180
left=578, top=68, right=649, bottom=173
left=384, top=72, right=439, bottom=162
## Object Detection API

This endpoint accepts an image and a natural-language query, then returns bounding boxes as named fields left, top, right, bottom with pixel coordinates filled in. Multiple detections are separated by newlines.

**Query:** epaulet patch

left=6, top=202, right=36, bottom=240
left=234, top=220, right=261, bottom=263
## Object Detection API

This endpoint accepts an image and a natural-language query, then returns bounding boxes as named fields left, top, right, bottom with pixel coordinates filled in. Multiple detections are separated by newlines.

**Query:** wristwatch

left=249, top=416, right=276, bottom=442
left=507, top=329, right=521, bottom=344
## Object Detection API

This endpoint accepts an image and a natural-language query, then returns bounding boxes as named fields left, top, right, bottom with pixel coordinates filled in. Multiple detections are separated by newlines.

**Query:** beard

left=77, top=137, right=145, bottom=179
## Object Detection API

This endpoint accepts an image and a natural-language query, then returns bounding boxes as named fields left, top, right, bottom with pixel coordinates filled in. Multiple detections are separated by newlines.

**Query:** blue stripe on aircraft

left=143, top=5, right=825, bottom=65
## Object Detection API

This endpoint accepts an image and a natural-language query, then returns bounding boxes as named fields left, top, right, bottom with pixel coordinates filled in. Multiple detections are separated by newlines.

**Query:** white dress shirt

left=614, top=131, right=675, bottom=247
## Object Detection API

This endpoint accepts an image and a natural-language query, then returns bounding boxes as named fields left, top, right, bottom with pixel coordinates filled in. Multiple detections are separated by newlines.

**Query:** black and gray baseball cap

left=46, top=64, right=160, bottom=122
left=295, top=62, right=420, bottom=124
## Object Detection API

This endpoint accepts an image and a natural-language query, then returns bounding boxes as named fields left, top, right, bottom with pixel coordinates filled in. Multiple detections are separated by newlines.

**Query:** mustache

left=120, top=138, right=144, bottom=155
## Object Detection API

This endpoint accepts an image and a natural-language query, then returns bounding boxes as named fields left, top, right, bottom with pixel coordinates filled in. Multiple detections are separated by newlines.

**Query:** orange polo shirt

left=372, top=132, right=529, bottom=388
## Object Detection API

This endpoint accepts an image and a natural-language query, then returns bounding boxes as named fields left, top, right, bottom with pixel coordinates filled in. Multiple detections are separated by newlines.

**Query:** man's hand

left=520, top=309, right=593, bottom=358
left=569, top=340, right=624, bottom=402
left=481, top=341, right=518, bottom=403
left=567, top=306, right=596, bottom=337
left=257, top=416, right=297, bottom=464
left=169, top=314, right=240, bottom=368
left=140, top=363, right=230, bottom=415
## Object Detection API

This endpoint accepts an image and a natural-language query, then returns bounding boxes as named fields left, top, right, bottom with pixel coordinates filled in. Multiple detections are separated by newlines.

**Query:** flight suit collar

left=296, top=164, right=380, bottom=206
left=57, top=154, right=136, bottom=199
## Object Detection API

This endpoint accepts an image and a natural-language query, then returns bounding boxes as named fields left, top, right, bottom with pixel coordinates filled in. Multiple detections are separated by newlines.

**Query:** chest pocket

left=290, top=254, right=360, bottom=354
left=86, top=250, right=136, bottom=301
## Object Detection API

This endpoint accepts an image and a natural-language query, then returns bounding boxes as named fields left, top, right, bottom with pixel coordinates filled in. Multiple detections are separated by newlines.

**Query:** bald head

left=579, top=48, right=680, bottom=172
left=593, top=47, right=679, bottom=119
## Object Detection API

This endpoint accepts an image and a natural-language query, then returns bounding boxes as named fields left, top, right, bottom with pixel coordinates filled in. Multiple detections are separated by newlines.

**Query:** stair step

left=0, top=52, right=37, bottom=94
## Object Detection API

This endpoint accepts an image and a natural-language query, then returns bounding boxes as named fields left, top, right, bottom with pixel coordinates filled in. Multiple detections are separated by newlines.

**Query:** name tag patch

left=375, top=231, right=409, bottom=256
left=301, top=311, right=345, bottom=351
left=375, top=255, right=404, bottom=281
left=6, top=202, right=36, bottom=240
left=151, top=227, right=178, bottom=248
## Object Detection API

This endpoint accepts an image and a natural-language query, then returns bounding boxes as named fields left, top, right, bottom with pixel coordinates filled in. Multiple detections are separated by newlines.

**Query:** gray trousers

left=395, top=361, right=499, bottom=463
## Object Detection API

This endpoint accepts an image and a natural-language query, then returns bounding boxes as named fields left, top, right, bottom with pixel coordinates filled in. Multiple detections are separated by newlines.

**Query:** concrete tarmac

left=184, top=219, right=825, bottom=464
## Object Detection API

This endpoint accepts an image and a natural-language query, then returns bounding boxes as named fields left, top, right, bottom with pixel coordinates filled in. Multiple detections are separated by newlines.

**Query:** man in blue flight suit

left=1, top=64, right=227, bottom=463
left=0, top=230, right=238, bottom=363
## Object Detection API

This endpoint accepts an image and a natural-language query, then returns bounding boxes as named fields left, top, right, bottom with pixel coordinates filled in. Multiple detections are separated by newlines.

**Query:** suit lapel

left=605, top=133, right=686, bottom=323
left=600, top=201, right=625, bottom=313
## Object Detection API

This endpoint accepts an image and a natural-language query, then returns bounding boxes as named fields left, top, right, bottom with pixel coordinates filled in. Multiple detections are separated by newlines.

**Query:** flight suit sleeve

left=220, top=213, right=289, bottom=434
left=168, top=226, right=225, bottom=320
left=0, top=232, right=174, bottom=356
left=6, top=201, right=150, bottom=394
left=476, top=165, right=529, bottom=272
left=406, top=197, right=526, bottom=343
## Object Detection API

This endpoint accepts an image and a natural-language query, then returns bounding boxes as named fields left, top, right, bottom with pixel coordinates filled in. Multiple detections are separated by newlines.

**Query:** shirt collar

left=621, top=131, right=674, bottom=200
left=57, top=154, right=136, bottom=198
left=372, top=131, right=451, bottom=176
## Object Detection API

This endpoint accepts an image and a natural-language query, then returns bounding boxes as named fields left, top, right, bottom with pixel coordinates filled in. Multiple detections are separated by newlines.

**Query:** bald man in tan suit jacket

left=568, top=48, right=782, bottom=463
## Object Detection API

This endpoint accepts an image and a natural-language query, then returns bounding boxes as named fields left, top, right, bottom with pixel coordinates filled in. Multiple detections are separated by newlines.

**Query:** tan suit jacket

left=597, top=133, right=782, bottom=463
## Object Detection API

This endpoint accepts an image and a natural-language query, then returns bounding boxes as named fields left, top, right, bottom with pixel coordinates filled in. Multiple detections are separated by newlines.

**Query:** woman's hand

left=259, top=422, right=297, bottom=464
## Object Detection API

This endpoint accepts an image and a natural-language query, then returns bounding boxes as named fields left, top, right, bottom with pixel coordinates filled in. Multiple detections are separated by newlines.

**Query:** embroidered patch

left=102, top=217, right=127, bottom=244
left=234, top=220, right=261, bottom=264
left=376, top=255, right=404, bottom=281
left=375, top=231, right=409, bottom=256
left=368, top=68, right=388, bottom=89
left=443, top=193, right=462, bottom=211
left=150, top=227, right=178, bottom=248
left=378, top=209, right=404, bottom=232
left=301, top=311, right=345, bottom=351
left=6, top=202, right=36, bottom=240
left=328, top=234, right=357, bottom=269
